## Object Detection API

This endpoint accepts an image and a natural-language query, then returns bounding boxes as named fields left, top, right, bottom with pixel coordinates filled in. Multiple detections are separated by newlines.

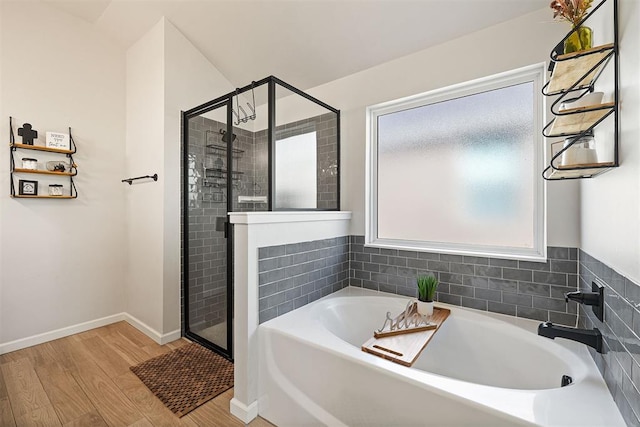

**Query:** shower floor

left=196, top=321, right=227, bottom=349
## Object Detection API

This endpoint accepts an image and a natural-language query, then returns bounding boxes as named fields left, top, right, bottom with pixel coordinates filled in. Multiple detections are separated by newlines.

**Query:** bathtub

left=258, top=287, right=624, bottom=426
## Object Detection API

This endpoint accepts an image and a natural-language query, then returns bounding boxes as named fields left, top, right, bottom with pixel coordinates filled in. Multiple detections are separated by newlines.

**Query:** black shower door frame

left=182, top=98, right=235, bottom=360
left=182, top=76, right=341, bottom=360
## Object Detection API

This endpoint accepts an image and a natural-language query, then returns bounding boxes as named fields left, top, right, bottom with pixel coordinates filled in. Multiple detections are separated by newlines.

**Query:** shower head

left=219, top=129, right=237, bottom=143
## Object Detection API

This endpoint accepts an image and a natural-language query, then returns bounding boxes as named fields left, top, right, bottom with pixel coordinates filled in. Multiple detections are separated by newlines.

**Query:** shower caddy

left=8, top=116, right=78, bottom=198
left=541, top=0, right=618, bottom=180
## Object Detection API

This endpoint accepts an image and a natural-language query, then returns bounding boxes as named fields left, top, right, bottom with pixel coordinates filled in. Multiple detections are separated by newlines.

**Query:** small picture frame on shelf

left=18, top=180, right=38, bottom=196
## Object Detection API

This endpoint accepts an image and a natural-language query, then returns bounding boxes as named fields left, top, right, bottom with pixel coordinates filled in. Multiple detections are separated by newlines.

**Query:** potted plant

left=416, top=275, right=438, bottom=316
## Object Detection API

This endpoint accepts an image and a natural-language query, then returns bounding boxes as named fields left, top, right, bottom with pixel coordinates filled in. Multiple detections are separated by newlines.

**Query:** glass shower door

left=183, top=101, right=233, bottom=359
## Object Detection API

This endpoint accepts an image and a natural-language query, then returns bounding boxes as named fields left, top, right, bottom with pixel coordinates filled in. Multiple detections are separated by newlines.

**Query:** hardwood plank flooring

left=104, top=331, right=150, bottom=366
left=13, top=404, right=61, bottom=427
left=0, top=322, right=274, bottom=427
left=0, top=365, right=10, bottom=399
left=58, top=344, right=146, bottom=426
left=1, top=397, right=16, bottom=426
left=33, top=360, right=95, bottom=424
left=1, top=358, right=54, bottom=419
left=113, top=371, right=193, bottom=427
left=62, top=410, right=108, bottom=427
left=79, top=336, right=133, bottom=379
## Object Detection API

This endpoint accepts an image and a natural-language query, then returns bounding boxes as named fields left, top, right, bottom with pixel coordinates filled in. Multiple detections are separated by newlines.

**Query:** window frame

left=365, top=64, right=547, bottom=261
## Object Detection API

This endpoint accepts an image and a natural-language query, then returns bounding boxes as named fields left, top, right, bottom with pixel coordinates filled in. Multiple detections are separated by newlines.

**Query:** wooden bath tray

left=361, top=306, right=450, bottom=367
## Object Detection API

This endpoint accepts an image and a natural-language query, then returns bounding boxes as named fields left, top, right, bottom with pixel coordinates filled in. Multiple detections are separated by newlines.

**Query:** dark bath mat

left=130, top=342, right=233, bottom=417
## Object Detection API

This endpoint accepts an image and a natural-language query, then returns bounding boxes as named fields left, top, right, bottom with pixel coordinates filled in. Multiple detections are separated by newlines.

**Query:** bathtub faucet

left=538, top=322, right=603, bottom=353
left=565, top=283, right=604, bottom=322
left=565, top=291, right=600, bottom=306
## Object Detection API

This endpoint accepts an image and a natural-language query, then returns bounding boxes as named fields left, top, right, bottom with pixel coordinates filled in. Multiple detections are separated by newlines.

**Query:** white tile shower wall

left=349, top=236, right=579, bottom=326
left=579, top=250, right=640, bottom=427
left=258, top=237, right=350, bottom=323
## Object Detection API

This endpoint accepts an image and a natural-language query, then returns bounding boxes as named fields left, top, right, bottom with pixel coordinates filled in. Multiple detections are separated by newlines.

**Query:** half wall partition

left=182, top=76, right=340, bottom=359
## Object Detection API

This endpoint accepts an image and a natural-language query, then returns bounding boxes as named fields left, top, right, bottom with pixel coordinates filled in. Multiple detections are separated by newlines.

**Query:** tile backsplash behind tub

left=255, top=236, right=638, bottom=425
left=349, top=236, right=579, bottom=326
left=258, top=236, right=350, bottom=323
left=578, top=250, right=640, bottom=426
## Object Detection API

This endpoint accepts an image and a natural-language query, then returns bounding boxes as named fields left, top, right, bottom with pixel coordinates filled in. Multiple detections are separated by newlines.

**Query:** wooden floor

left=0, top=322, right=274, bottom=427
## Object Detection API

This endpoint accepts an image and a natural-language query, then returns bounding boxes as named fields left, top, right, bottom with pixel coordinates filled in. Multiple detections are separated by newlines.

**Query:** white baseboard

left=0, top=313, right=126, bottom=355
left=230, top=397, right=259, bottom=424
left=123, top=314, right=181, bottom=345
left=0, top=313, right=182, bottom=355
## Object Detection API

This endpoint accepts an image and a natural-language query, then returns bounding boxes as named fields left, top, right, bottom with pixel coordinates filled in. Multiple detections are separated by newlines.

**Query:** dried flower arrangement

left=550, top=0, right=594, bottom=27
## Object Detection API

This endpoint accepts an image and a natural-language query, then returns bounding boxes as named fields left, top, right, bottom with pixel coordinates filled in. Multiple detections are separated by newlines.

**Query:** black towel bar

left=122, top=174, right=158, bottom=185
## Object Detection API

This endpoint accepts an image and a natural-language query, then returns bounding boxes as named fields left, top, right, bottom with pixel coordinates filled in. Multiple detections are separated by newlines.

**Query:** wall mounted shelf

left=9, top=116, right=78, bottom=198
left=545, top=102, right=615, bottom=137
left=12, top=168, right=77, bottom=177
left=541, top=0, right=618, bottom=181
left=11, top=195, right=76, bottom=199
left=203, top=135, right=245, bottom=193
left=204, top=167, right=244, bottom=181
left=9, top=142, right=75, bottom=155
left=206, top=143, right=244, bottom=155
left=544, top=43, right=615, bottom=95
left=547, top=163, right=616, bottom=179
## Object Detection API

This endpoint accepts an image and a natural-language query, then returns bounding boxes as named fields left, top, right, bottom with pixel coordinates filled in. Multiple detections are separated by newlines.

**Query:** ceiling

left=42, top=0, right=548, bottom=91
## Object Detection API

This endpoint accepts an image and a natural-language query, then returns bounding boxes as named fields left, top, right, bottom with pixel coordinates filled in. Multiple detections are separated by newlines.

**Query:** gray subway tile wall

left=314, top=114, right=339, bottom=210
left=254, top=112, right=338, bottom=210
left=349, top=236, right=579, bottom=326
left=223, top=229, right=635, bottom=425
left=258, top=235, right=580, bottom=328
left=182, top=109, right=339, bottom=332
left=258, top=237, right=350, bottom=323
left=184, top=116, right=230, bottom=331
left=181, top=113, right=274, bottom=333
left=579, top=250, right=640, bottom=427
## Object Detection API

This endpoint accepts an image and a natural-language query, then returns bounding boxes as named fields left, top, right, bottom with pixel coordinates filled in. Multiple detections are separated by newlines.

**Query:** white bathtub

left=258, top=287, right=624, bottom=426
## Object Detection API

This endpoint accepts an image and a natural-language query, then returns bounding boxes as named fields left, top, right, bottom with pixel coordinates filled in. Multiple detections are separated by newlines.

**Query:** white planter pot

left=417, top=301, right=434, bottom=316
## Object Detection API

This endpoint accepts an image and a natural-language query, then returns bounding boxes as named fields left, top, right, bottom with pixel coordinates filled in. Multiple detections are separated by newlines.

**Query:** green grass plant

left=417, top=275, right=438, bottom=302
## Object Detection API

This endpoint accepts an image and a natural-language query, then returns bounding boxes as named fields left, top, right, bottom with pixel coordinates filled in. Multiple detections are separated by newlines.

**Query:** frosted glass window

left=367, top=65, right=545, bottom=259
left=275, top=132, right=317, bottom=208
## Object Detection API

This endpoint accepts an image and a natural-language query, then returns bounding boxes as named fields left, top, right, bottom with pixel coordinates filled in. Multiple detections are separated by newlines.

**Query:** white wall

left=305, top=8, right=581, bottom=248
left=125, top=18, right=236, bottom=339
left=0, top=7, right=237, bottom=349
left=580, top=0, right=640, bottom=283
left=0, top=1, right=126, bottom=347
left=162, top=20, right=235, bottom=333
left=125, top=20, right=166, bottom=337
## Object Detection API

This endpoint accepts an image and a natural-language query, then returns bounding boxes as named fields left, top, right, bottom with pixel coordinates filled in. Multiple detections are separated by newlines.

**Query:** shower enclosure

left=182, top=76, right=340, bottom=359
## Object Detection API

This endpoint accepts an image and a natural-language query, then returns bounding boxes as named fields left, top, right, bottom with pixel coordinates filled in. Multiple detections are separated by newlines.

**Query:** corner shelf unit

left=9, top=117, right=78, bottom=198
left=206, top=143, right=244, bottom=157
left=204, top=167, right=244, bottom=180
left=541, top=0, right=618, bottom=180
left=203, top=132, right=245, bottom=191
